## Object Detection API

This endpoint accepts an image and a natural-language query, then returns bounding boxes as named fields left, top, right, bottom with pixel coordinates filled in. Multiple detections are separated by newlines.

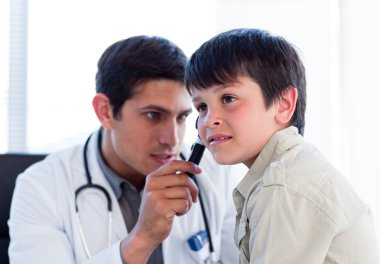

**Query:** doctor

left=8, top=35, right=241, bottom=264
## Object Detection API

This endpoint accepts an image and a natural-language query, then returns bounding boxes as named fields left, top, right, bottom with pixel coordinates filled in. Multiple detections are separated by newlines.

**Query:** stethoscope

left=74, top=134, right=112, bottom=258
left=75, top=131, right=220, bottom=263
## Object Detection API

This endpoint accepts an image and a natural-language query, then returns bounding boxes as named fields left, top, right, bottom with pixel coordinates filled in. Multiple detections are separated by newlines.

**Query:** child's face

left=192, top=76, right=281, bottom=167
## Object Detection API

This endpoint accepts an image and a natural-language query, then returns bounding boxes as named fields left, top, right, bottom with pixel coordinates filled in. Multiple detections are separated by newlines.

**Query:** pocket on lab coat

left=191, top=233, right=221, bottom=263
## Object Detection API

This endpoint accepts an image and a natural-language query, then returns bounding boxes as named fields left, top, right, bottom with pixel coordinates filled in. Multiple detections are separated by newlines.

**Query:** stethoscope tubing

left=74, top=133, right=112, bottom=258
left=76, top=132, right=217, bottom=261
left=181, top=147, right=216, bottom=260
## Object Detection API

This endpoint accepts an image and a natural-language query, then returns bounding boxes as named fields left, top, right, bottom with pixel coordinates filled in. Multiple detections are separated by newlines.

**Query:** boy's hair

left=96, top=35, right=188, bottom=118
left=185, top=28, right=306, bottom=135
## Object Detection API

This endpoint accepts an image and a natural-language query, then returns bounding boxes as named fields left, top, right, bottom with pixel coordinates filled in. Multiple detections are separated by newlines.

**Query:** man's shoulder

left=18, top=144, right=83, bottom=182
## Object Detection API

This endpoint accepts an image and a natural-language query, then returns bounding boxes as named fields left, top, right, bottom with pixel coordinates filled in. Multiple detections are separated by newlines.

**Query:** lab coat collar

left=84, top=128, right=127, bottom=240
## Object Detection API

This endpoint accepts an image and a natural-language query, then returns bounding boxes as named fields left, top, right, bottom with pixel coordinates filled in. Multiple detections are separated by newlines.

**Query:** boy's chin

left=212, top=153, right=240, bottom=165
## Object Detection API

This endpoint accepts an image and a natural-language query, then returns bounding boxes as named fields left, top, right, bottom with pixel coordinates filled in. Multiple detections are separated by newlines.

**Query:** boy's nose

left=205, top=111, right=222, bottom=128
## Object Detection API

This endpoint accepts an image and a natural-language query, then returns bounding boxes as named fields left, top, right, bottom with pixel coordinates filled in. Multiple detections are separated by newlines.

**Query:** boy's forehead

left=191, top=79, right=243, bottom=94
left=191, top=76, right=261, bottom=100
left=189, top=74, right=255, bottom=92
left=190, top=84, right=228, bottom=102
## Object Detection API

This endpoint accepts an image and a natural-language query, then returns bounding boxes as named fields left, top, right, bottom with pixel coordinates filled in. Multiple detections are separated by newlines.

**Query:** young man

left=9, top=36, right=240, bottom=263
left=185, top=28, right=380, bottom=263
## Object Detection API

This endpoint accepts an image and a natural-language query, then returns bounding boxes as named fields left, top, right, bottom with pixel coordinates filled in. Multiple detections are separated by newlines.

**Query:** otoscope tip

left=195, top=137, right=204, bottom=146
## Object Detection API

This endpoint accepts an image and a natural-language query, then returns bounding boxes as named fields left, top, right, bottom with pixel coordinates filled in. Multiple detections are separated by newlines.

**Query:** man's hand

left=120, top=160, right=201, bottom=263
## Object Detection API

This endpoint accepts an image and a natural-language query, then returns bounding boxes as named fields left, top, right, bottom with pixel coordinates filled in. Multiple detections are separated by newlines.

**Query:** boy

left=185, top=28, right=380, bottom=263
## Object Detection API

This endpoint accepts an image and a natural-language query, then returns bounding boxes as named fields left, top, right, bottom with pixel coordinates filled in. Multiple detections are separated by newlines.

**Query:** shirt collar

left=235, top=126, right=302, bottom=198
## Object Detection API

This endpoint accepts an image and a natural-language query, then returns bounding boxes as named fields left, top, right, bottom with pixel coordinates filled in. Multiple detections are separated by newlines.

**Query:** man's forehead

left=133, top=79, right=186, bottom=93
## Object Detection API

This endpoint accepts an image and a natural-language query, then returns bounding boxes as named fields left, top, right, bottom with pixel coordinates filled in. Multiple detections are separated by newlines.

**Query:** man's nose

left=158, top=120, right=180, bottom=148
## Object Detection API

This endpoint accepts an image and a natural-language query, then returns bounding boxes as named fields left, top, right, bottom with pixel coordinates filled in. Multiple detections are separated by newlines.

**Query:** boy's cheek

left=198, top=131, right=207, bottom=146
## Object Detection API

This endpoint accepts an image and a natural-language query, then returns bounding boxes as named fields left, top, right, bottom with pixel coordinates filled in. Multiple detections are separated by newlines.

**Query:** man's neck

left=98, top=128, right=146, bottom=191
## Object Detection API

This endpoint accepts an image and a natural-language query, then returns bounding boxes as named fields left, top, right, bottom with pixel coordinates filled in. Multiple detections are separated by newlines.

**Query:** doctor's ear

left=92, top=93, right=114, bottom=129
left=274, top=86, right=298, bottom=126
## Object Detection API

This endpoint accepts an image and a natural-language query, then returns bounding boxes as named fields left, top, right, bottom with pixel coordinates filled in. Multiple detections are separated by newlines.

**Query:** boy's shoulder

left=262, top=137, right=333, bottom=187
left=263, top=140, right=368, bottom=227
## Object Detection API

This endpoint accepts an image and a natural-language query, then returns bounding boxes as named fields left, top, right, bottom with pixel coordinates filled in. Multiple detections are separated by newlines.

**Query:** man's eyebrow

left=140, top=105, right=192, bottom=115
left=140, top=105, right=170, bottom=114
left=180, top=108, right=193, bottom=115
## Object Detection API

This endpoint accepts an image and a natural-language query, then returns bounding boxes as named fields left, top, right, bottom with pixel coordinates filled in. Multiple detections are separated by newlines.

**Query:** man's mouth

left=155, top=154, right=173, bottom=159
left=151, top=153, right=176, bottom=164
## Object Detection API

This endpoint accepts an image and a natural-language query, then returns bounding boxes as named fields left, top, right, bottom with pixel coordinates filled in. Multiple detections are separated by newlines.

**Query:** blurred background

left=1, top=0, right=379, bottom=240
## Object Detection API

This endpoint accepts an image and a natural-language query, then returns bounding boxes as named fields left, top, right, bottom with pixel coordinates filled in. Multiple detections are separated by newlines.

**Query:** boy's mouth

left=207, top=134, right=232, bottom=143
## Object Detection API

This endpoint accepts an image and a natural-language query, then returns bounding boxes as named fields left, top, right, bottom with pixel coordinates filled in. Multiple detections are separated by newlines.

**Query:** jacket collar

left=235, top=126, right=302, bottom=199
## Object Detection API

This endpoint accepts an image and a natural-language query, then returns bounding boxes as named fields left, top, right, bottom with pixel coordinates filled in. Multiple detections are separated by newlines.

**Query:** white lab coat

left=8, top=133, right=243, bottom=264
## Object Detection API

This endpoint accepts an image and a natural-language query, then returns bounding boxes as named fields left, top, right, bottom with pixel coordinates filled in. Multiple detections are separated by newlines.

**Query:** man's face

left=106, top=79, right=192, bottom=183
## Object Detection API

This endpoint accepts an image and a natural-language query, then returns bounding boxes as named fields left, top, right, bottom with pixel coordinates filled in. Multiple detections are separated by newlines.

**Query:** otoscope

left=185, top=126, right=218, bottom=263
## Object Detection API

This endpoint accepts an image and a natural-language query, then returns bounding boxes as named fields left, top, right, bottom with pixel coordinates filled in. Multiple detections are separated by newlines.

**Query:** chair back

left=0, top=153, right=46, bottom=264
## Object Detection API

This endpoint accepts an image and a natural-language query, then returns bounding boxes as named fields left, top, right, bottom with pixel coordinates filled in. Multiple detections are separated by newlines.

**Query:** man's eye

left=222, top=95, right=236, bottom=104
left=146, top=112, right=161, bottom=120
left=177, top=114, right=189, bottom=122
left=196, top=104, right=207, bottom=113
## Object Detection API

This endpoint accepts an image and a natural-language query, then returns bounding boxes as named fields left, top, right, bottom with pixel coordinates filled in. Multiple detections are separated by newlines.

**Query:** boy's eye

left=196, top=103, right=207, bottom=113
left=221, top=95, right=236, bottom=104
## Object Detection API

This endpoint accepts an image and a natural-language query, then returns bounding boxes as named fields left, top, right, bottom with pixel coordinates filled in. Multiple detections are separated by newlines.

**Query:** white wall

left=0, top=0, right=10, bottom=152
left=340, top=0, right=380, bottom=236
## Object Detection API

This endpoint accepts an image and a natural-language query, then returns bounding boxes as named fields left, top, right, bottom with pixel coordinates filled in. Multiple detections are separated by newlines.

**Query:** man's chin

left=143, top=162, right=164, bottom=175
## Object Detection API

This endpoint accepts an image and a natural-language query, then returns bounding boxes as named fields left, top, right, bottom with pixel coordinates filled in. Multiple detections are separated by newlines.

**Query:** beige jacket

left=233, top=126, right=380, bottom=264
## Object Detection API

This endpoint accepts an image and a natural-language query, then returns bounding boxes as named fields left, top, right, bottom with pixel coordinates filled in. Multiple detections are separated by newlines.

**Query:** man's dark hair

left=185, top=28, right=307, bottom=135
left=96, top=35, right=188, bottom=118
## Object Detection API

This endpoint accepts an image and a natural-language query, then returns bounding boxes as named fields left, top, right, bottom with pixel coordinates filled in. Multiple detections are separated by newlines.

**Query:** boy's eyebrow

left=192, top=96, right=201, bottom=103
left=216, top=81, right=243, bottom=91
left=192, top=83, right=241, bottom=103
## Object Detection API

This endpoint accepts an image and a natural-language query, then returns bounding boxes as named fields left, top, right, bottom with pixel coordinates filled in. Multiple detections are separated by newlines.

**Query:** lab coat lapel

left=86, top=132, right=127, bottom=240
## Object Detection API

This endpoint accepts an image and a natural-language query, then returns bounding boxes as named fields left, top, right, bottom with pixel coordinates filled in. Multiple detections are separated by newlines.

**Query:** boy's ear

left=274, top=86, right=298, bottom=125
left=92, top=93, right=114, bottom=129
